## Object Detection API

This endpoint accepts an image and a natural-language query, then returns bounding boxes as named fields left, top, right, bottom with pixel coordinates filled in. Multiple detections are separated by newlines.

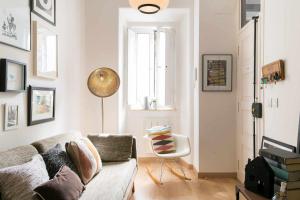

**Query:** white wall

left=199, top=0, right=238, bottom=173
left=0, top=0, right=86, bottom=150
left=84, top=0, right=197, bottom=164
left=84, top=0, right=194, bottom=134
left=260, top=0, right=300, bottom=147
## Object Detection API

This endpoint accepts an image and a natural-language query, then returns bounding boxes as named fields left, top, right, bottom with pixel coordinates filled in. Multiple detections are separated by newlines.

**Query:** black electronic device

left=252, top=103, right=262, bottom=118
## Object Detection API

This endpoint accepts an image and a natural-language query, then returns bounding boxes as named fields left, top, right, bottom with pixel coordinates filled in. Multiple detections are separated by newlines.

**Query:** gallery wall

left=261, top=0, right=300, bottom=147
left=0, top=0, right=86, bottom=151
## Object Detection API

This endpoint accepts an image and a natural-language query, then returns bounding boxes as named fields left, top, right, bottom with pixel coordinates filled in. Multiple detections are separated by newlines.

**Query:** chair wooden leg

left=166, top=161, right=192, bottom=181
left=146, top=166, right=162, bottom=185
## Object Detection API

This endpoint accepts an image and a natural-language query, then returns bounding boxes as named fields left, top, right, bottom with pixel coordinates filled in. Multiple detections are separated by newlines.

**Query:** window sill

left=129, top=106, right=176, bottom=112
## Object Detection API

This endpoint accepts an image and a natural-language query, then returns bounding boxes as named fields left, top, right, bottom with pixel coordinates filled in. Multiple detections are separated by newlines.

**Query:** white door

left=237, top=20, right=259, bottom=182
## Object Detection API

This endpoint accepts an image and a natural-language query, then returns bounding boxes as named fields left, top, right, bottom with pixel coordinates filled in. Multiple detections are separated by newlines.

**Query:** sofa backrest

left=0, top=145, right=38, bottom=169
left=31, top=133, right=81, bottom=153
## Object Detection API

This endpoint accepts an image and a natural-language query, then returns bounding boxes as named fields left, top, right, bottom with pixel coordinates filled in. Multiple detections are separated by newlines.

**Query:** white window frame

left=127, top=26, right=176, bottom=110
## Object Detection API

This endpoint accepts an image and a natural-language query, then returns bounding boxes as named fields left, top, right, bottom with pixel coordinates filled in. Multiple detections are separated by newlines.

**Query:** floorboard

left=130, top=159, right=238, bottom=200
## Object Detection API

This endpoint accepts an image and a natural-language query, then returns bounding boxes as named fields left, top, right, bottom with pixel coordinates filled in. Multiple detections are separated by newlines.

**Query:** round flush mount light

left=129, top=0, right=169, bottom=14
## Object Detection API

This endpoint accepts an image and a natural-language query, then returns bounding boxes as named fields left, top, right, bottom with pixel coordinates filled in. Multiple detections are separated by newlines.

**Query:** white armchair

left=144, top=133, right=191, bottom=184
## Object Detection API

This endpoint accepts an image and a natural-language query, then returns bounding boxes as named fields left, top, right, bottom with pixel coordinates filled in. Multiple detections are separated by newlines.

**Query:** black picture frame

left=31, top=0, right=56, bottom=26
left=0, top=0, right=31, bottom=51
left=28, top=86, right=56, bottom=126
left=261, top=136, right=297, bottom=153
left=202, top=54, right=233, bottom=92
left=0, top=59, right=27, bottom=92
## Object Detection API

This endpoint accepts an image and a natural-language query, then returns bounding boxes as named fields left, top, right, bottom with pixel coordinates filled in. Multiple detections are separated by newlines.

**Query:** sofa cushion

left=41, top=144, right=78, bottom=179
left=81, top=138, right=102, bottom=174
left=80, top=159, right=137, bottom=200
left=34, top=166, right=85, bottom=200
left=66, top=141, right=97, bottom=185
left=88, top=135, right=133, bottom=162
left=0, top=145, right=38, bottom=169
left=0, top=154, right=49, bottom=200
left=32, top=133, right=81, bottom=153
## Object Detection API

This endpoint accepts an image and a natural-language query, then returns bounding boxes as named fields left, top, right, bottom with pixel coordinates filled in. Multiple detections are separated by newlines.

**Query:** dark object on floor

left=235, top=184, right=268, bottom=200
left=245, top=156, right=275, bottom=198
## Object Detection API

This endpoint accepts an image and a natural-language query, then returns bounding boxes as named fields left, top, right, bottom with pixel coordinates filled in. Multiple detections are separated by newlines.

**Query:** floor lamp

left=87, top=67, right=120, bottom=133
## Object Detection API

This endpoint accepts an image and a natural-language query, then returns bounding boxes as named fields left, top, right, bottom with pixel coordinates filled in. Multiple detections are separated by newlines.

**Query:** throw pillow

left=88, top=135, right=133, bottom=162
left=41, top=144, right=78, bottom=179
left=0, top=154, right=49, bottom=200
left=81, top=138, right=102, bottom=174
left=34, top=165, right=85, bottom=200
left=147, top=126, right=176, bottom=154
left=66, top=140, right=97, bottom=184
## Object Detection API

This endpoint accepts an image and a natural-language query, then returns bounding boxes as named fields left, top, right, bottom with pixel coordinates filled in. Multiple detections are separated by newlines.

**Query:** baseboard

left=198, top=172, right=237, bottom=179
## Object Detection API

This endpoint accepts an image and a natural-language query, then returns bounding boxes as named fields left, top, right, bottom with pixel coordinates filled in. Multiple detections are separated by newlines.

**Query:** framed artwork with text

left=202, top=54, right=232, bottom=92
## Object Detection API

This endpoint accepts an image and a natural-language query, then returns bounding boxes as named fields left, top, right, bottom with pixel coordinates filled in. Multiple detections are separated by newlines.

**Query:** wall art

left=0, top=59, right=27, bottom=92
left=33, top=21, right=58, bottom=79
left=202, top=54, right=232, bottom=92
left=0, top=0, right=31, bottom=51
left=28, top=86, right=55, bottom=126
left=4, top=104, right=19, bottom=131
left=32, top=0, right=56, bottom=25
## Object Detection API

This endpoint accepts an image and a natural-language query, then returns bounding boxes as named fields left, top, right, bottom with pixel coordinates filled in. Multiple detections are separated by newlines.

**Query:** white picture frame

left=33, top=21, right=58, bottom=79
left=202, top=54, right=233, bottom=92
left=0, top=0, right=31, bottom=51
left=4, top=104, right=19, bottom=131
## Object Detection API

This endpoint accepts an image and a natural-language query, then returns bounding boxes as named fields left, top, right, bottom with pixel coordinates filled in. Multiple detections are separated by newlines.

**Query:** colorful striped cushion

left=148, top=128, right=176, bottom=154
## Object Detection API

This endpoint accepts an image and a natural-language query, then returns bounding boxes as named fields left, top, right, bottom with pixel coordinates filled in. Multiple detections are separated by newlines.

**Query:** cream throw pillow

left=66, top=140, right=97, bottom=185
left=0, top=154, right=49, bottom=200
left=81, top=138, right=102, bottom=174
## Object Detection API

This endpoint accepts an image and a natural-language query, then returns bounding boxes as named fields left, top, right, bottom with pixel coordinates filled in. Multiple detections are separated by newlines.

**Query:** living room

left=0, top=0, right=300, bottom=200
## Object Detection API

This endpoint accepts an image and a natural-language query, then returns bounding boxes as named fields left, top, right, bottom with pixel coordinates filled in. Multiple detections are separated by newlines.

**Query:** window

left=127, top=27, right=176, bottom=109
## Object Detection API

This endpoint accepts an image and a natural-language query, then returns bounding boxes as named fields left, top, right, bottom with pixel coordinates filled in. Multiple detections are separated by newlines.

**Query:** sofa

left=0, top=133, right=138, bottom=200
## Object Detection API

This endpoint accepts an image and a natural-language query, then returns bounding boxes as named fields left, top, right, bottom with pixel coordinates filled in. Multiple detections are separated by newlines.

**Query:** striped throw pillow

left=147, top=127, right=176, bottom=154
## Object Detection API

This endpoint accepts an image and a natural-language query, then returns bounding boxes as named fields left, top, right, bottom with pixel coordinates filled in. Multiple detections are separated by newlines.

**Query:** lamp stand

left=101, top=98, right=104, bottom=133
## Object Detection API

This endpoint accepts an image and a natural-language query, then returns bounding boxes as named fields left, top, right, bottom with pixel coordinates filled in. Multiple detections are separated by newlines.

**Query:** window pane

left=128, top=29, right=137, bottom=105
left=127, top=27, right=175, bottom=109
left=156, top=31, right=166, bottom=106
left=136, top=33, right=150, bottom=105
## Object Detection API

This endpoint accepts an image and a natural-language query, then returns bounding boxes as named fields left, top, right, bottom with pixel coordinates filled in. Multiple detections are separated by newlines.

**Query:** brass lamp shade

left=87, top=67, right=120, bottom=98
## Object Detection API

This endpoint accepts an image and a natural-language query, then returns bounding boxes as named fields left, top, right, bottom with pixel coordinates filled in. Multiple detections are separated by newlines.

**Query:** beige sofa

left=0, top=133, right=137, bottom=200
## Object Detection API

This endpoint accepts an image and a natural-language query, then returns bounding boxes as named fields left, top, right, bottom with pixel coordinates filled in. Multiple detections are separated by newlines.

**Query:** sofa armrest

left=131, top=137, right=137, bottom=160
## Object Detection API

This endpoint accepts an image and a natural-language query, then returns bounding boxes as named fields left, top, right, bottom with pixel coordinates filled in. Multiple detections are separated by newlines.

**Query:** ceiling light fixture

left=129, top=0, right=169, bottom=14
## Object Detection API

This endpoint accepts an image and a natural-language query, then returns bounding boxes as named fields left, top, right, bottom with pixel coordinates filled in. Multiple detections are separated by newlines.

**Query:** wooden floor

left=131, top=159, right=238, bottom=200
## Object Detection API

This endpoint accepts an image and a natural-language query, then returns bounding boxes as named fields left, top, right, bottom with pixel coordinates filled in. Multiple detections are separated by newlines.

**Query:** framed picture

left=0, top=59, right=27, bottom=92
left=33, top=21, right=58, bottom=79
left=240, top=0, right=260, bottom=28
left=202, top=54, right=232, bottom=92
left=31, top=0, right=56, bottom=25
left=0, top=0, right=31, bottom=51
left=28, top=86, right=56, bottom=126
left=4, top=104, right=19, bottom=131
